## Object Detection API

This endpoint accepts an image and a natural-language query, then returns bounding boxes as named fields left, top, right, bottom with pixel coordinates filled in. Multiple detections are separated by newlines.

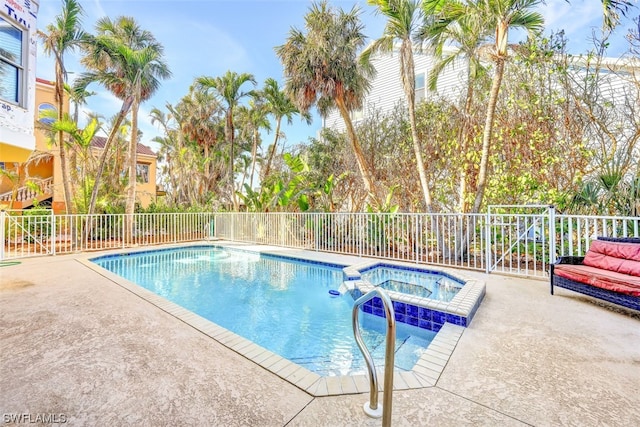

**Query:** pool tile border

left=80, top=243, right=467, bottom=397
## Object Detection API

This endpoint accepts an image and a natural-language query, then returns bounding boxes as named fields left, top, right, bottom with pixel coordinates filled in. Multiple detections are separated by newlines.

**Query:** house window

left=0, top=17, right=24, bottom=105
left=415, top=73, right=425, bottom=103
left=351, top=108, right=364, bottom=122
left=136, top=163, right=149, bottom=183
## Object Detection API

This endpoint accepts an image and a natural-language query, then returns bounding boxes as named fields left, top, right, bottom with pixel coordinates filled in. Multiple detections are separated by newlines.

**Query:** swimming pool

left=92, top=246, right=436, bottom=376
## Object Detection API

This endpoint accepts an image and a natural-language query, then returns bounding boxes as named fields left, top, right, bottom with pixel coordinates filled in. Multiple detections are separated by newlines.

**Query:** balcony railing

left=0, top=177, right=54, bottom=208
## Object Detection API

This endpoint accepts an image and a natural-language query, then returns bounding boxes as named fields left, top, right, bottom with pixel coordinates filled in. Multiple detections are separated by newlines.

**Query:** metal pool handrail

left=352, top=288, right=396, bottom=426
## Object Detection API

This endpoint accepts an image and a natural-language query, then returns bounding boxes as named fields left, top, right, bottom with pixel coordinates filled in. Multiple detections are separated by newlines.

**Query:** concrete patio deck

left=1, top=244, right=639, bottom=426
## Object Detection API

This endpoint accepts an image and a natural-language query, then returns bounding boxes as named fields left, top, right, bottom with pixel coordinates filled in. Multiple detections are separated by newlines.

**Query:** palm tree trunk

left=125, top=94, right=140, bottom=242
left=335, top=96, right=376, bottom=201
left=55, top=63, right=74, bottom=213
left=263, top=117, right=282, bottom=180
left=458, top=82, right=475, bottom=213
left=226, top=111, right=239, bottom=210
left=401, top=41, right=433, bottom=213
left=472, top=58, right=505, bottom=213
left=249, top=129, right=259, bottom=190
left=87, top=98, right=133, bottom=215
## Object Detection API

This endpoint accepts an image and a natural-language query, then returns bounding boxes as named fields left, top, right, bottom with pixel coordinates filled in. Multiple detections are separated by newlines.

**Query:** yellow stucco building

left=0, top=78, right=159, bottom=212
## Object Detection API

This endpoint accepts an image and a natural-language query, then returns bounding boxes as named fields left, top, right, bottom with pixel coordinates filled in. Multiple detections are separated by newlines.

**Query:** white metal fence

left=0, top=210, right=215, bottom=260
left=213, top=208, right=640, bottom=278
left=2, top=208, right=639, bottom=278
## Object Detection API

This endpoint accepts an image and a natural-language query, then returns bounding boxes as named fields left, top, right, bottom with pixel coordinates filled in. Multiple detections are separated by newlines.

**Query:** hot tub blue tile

left=433, top=311, right=446, bottom=325
left=446, top=313, right=461, bottom=325
left=394, top=312, right=405, bottom=323
left=373, top=307, right=385, bottom=317
left=406, top=304, right=418, bottom=318
left=393, top=301, right=406, bottom=314
left=418, top=319, right=432, bottom=330
left=418, top=307, right=432, bottom=321
left=362, top=305, right=372, bottom=314
left=407, top=316, right=419, bottom=327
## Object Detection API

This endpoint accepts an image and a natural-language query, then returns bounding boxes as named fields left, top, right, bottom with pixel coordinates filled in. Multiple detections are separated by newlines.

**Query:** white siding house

left=323, top=47, right=467, bottom=132
left=0, top=0, right=40, bottom=162
left=322, top=47, right=639, bottom=137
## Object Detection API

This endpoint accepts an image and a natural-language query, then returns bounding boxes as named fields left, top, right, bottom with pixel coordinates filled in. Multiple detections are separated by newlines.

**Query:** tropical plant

left=275, top=0, right=377, bottom=203
left=427, top=0, right=544, bottom=213
left=194, top=71, right=257, bottom=210
left=65, top=80, right=95, bottom=126
left=364, top=0, right=434, bottom=212
left=238, top=153, right=312, bottom=212
left=568, top=160, right=640, bottom=216
left=236, top=98, right=271, bottom=190
left=49, top=115, right=101, bottom=212
left=261, top=78, right=312, bottom=180
left=421, top=0, right=491, bottom=212
left=38, top=0, right=87, bottom=213
left=599, top=0, right=633, bottom=30
left=79, top=16, right=171, bottom=219
left=178, top=85, right=225, bottom=196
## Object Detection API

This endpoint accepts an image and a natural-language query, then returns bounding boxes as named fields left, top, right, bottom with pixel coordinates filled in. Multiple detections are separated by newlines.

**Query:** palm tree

left=261, top=78, right=311, bottom=180
left=421, top=0, right=490, bottom=212
left=178, top=86, right=225, bottom=196
left=470, top=0, right=543, bottom=212
left=50, top=115, right=100, bottom=211
left=194, top=71, right=256, bottom=210
left=66, top=80, right=95, bottom=126
left=64, top=81, right=95, bottom=194
left=428, top=0, right=542, bottom=212
left=236, top=98, right=271, bottom=190
left=80, top=16, right=171, bottom=217
left=39, top=0, right=86, bottom=213
left=364, top=0, right=434, bottom=212
left=275, top=0, right=377, bottom=201
left=600, top=0, right=633, bottom=30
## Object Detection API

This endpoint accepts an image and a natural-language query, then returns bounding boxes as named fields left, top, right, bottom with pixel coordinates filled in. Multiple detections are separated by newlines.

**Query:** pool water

left=93, top=247, right=436, bottom=376
left=362, top=266, right=463, bottom=302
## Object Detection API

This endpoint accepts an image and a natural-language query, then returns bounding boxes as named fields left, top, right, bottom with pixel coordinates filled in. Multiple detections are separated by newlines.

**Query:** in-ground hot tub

left=342, top=261, right=485, bottom=331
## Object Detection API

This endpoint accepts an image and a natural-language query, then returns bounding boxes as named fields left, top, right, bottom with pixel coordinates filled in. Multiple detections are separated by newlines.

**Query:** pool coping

left=80, top=242, right=469, bottom=397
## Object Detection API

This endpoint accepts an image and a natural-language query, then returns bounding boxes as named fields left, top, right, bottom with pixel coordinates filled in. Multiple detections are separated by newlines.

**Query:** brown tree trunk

left=262, top=117, right=282, bottom=180
left=400, top=40, right=433, bottom=213
left=125, top=94, right=140, bottom=242
left=55, top=62, right=73, bottom=213
left=458, top=81, right=475, bottom=213
left=472, top=58, right=505, bottom=213
left=87, top=97, right=133, bottom=215
left=334, top=96, right=376, bottom=203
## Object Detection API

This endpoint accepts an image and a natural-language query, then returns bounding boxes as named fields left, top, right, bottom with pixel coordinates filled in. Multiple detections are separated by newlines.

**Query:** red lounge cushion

left=588, top=239, right=640, bottom=260
left=617, top=259, right=640, bottom=277
left=583, top=240, right=640, bottom=276
left=555, top=264, right=640, bottom=296
left=583, top=251, right=625, bottom=272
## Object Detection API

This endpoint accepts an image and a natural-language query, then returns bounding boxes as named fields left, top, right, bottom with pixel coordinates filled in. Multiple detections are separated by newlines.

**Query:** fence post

left=231, top=213, right=235, bottom=241
left=548, top=205, right=556, bottom=266
left=0, top=210, right=5, bottom=261
left=50, top=209, right=56, bottom=256
left=485, top=208, right=491, bottom=274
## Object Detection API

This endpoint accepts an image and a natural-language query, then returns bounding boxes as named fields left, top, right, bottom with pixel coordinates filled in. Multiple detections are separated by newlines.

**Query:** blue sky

left=35, top=0, right=638, bottom=151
